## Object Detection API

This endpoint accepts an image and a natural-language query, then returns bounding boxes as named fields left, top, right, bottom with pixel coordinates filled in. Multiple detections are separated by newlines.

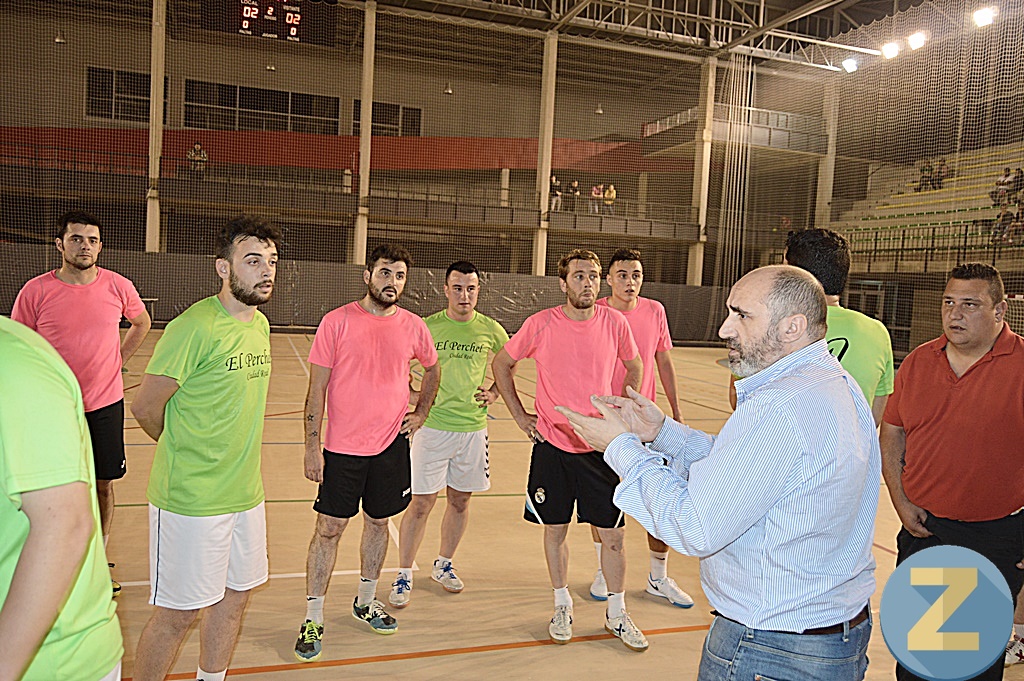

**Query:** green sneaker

left=294, top=619, right=324, bottom=662
left=352, top=598, right=398, bottom=634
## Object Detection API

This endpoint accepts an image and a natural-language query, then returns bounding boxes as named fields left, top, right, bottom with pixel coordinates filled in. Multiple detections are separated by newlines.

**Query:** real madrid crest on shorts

left=534, top=487, right=546, bottom=504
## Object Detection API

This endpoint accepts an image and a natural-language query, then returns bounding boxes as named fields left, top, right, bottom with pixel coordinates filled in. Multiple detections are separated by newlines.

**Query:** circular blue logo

left=880, top=545, right=1012, bottom=681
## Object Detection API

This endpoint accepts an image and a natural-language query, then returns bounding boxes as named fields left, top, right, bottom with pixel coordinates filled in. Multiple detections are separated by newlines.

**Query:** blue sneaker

left=389, top=575, right=412, bottom=608
left=294, top=619, right=323, bottom=662
left=352, top=598, right=398, bottom=634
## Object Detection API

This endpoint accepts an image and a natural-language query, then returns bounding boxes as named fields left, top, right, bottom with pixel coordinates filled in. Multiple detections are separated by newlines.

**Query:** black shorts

left=85, top=400, right=126, bottom=481
left=523, top=441, right=624, bottom=528
left=313, top=435, right=411, bottom=520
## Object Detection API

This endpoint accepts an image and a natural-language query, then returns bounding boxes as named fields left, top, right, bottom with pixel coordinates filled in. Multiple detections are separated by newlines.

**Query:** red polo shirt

left=883, top=323, right=1024, bottom=522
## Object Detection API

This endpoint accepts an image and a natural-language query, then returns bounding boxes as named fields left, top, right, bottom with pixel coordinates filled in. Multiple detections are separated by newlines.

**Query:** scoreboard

left=237, top=0, right=304, bottom=42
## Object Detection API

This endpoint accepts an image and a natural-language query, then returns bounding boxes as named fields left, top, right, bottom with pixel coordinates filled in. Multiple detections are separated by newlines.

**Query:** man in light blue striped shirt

left=558, top=265, right=879, bottom=680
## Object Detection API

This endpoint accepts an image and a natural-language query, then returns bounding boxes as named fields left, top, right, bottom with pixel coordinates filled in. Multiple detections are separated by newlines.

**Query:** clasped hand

left=555, top=386, right=666, bottom=452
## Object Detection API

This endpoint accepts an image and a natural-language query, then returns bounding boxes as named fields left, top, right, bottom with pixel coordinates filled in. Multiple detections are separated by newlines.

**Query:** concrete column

left=532, top=30, right=558, bottom=277
left=688, top=56, right=716, bottom=286
left=814, top=82, right=838, bottom=228
left=500, top=168, right=510, bottom=207
left=637, top=171, right=648, bottom=218
left=144, top=0, right=167, bottom=253
left=352, top=1, right=377, bottom=266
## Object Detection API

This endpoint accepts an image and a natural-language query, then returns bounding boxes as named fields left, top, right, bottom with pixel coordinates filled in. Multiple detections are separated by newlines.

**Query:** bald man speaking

left=559, top=265, right=880, bottom=681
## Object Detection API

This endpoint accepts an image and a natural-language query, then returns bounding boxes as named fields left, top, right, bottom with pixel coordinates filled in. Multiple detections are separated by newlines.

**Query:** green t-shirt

left=825, top=305, right=894, bottom=403
left=423, top=310, right=509, bottom=432
left=145, top=296, right=271, bottom=516
left=0, top=317, right=122, bottom=681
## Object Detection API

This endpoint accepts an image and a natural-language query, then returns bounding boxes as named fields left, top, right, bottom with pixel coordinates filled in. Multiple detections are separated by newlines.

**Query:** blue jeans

left=697, top=611, right=871, bottom=681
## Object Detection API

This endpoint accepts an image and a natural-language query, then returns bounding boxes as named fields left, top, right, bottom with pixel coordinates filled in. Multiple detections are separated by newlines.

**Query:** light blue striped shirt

left=605, top=340, right=879, bottom=632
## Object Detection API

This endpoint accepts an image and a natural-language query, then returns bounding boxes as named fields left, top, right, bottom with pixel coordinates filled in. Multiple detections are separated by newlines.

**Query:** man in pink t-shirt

left=294, top=245, right=439, bottom=660
left=11, top=210, right=151, bottom=594
left=590, top=249, right=695, bottom=611
left=493, top=249, right=649, bottom=652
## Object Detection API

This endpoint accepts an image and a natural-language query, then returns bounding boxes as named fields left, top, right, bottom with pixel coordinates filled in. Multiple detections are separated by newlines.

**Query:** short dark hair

left=949, top=263, right=1005, bottom=305
left=216, top=215, right=282, bottom=260
left=56, top=210, right=102, bottom=240
left=557, top=248, right=601, bottom=280
left=607, top=248, right=642, bottom=272
left=764, top=266, right=828, bottom=341
left=445, top=260, right=478, bottom=282
left=367, top=244, right=413, bottom=272
left=784, top=228, right=850, bottom=296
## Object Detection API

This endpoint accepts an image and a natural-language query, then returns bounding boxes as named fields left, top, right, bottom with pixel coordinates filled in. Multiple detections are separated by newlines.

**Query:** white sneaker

left=389, top=575, right=412, bottom=608
left=431, top=560, right=464, bottom=593
left=590, top=570, right=608, bottom=601
left=549, top=605, right=573, bottom=644
left=1005, top=636, right=1024, bottom=666
left=646, top=575, right=694, bottom=608
left=605, top=612, right=649, bottom=652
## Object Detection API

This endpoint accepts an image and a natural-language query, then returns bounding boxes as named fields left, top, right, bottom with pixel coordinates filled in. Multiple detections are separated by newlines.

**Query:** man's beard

left=63, top=252, right=96, bottom=271
left=368, top=281, right=400, bottom=309
left=230, top=270, right=273, bottom=306
left=728, top=329, right=784, bottom=378
left=566, top=288, right=595, bottom=310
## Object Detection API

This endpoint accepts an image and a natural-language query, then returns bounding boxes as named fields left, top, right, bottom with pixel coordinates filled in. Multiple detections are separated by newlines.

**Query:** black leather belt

left=712, top=605, right=869, bottom=635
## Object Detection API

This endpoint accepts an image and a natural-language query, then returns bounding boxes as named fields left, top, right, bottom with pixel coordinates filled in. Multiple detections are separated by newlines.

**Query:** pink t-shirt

left=11, top=268, right=145, bottom=412
left=309, top=301, right=438, bottom=455
left=504, top=305, right=638, bottom=453
left=596, top=297, right=673, bottom=401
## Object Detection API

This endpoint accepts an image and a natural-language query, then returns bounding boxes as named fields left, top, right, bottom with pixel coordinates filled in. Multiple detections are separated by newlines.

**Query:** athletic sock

left=397, top=567, right=413, bottom=582
left=593, top=542, right=603, bottom=570
left=607, top=592, right=626, bottom=619
left=305, top=595, right=325, bottom=625
left=356, top=577, right=377, bottom=607
left=197, top=667, right=226, bottom=681
left=1015, top=622, right=1024, bottom=639
left=650, top=550, right=669, bottom=581
left=553, top=586, right=572, bottom=609
left=435, top=555, right=452, bottom=568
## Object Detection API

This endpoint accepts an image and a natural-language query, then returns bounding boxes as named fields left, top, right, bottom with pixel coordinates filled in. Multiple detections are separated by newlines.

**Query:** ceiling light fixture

left=907, top=31, right=927, bottom=49
left=54, top=30, right=67, bottom=44
left=595, top=103, right=604, bottom=115
left=973, top=6, right=997, bottom=26
left=443, top=82, right=453, bottom=95
left=842, top=58, right=858, bottom=73
left=881, top=42, right=900, bottom=59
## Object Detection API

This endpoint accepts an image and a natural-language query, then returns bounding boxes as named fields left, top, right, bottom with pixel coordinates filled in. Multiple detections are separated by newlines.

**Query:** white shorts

left=149, top=502, right=269, bottom=610
left=410, top=427, right=490, bottom=495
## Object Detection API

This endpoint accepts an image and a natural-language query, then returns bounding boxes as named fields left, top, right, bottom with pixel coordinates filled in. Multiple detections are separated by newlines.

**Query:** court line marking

left=285, top=335, right=310, bottom=379
left=124, top=623, right=713, bottom=680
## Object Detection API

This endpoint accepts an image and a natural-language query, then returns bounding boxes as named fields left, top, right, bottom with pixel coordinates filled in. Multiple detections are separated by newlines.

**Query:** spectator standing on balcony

left=565, top=180, right=581, bottom=212
left=590, top=184, right=604, bottom=214
left=187, top=142, right=208, bottom=180
left=549, top=175, right=562, bottom=213
left=12, top=210, right=152, bottom=598
left=603, top=183, right=617, bottom=215
left=915, top=159, right=934, bottom=192
left=991, top=167, right=1013, bottom=205
left=1011, top=167, right=1024, bottom=204
left=934, top=159, right=949, bottom=189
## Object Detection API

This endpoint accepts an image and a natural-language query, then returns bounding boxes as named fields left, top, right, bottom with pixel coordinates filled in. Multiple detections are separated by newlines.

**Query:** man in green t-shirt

left=728, top=229, right=894, bottom=421
left=785, top=229, right=893, bottom=422
left=389, top=261, right=509, bottom=609
left=130, top=216, right=281, bottom=681
left=0, top=316, right=123, bottom=681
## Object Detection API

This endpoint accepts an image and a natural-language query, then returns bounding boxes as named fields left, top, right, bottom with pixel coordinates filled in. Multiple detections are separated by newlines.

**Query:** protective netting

left=1, top=0, right=1021, bottom=346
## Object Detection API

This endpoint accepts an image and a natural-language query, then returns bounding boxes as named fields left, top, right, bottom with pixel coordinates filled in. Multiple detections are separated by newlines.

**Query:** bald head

left=745, top=265, right=828, bottom=341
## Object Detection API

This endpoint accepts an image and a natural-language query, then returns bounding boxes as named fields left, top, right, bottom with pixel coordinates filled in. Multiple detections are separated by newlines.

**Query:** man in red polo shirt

left=881, top=263, right=1024, bottom=681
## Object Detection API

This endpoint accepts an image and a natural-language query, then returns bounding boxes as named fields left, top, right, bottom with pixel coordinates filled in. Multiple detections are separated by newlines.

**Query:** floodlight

left=973, top=7, right=997, bottom=26
left=882, top=42, right=900, bottom=59
left=842, top=58, right=858, bottom=73
left=907, top=32, right=927, bottom=49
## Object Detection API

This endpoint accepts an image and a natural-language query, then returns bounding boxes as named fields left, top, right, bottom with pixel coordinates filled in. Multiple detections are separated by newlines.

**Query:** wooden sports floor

left=107, top=331, right=1021, bottom=680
